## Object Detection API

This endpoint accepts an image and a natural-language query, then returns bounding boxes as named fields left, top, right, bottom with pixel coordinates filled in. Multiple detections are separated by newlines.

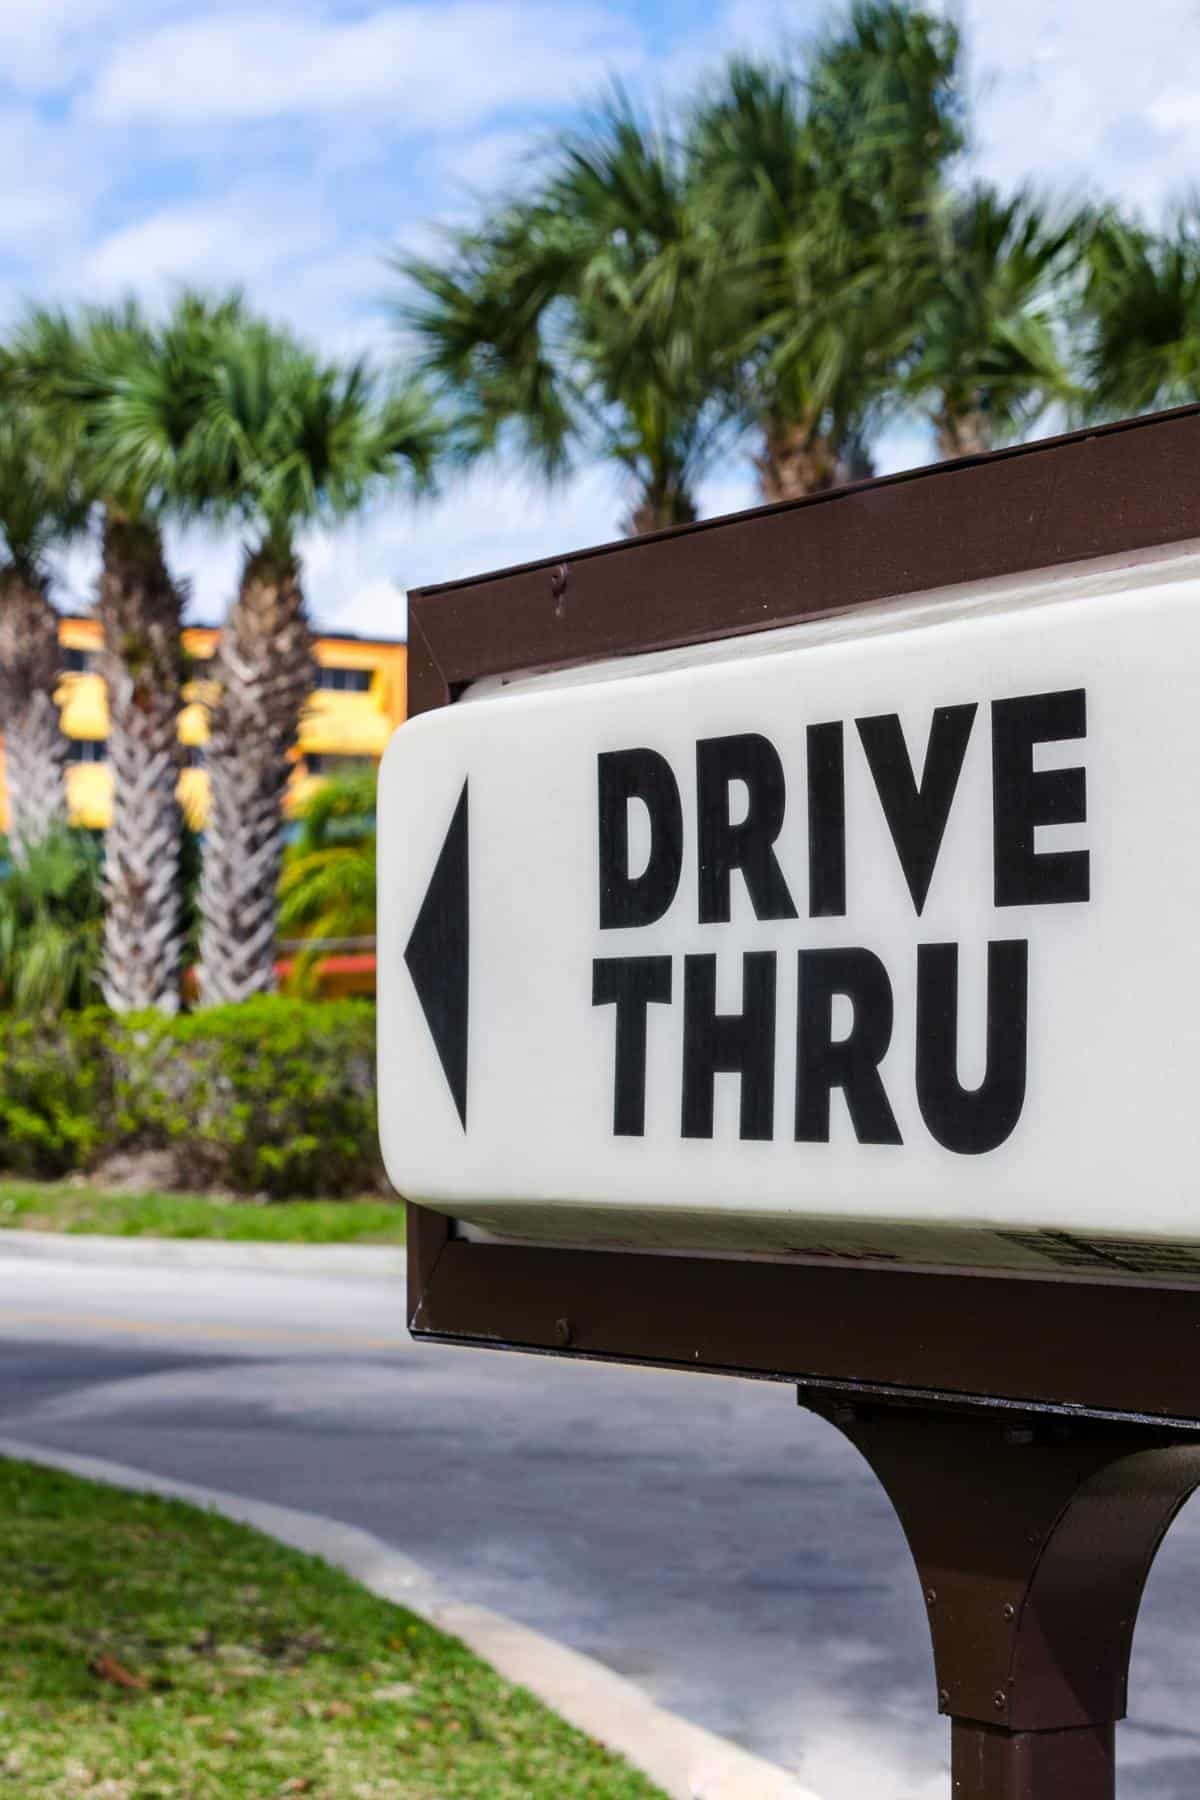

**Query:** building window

left=67, top=738, right=107, bottom=764
left=304, top=753, right=377, bottom=777
left=315, top=665, right=372, bottom=693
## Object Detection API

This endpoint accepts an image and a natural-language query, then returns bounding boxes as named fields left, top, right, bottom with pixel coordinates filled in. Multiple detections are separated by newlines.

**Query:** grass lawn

left=0, top=1457, right=664, bottom=1800
left=0, top=1180, right=406, bottom=1245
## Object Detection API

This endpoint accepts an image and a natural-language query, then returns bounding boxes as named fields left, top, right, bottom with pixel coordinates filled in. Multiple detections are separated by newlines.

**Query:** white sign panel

left=378, top=556, right=1200, bottom=1267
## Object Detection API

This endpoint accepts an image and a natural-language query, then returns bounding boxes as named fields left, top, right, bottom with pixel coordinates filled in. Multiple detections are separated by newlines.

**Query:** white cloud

left=76, top=184, right=337, bottom=305
left=661, top=0, right=823, bottom=91
left=86, top=2, right=643, bottom=130
left=329, top=576, right=409, bottom=639
left=432, top=128, right=542, bottom=195
left=253, top=246, right=400, bottom=360
left=0, top=0, right=132, bottom=90
left=0, top=107, right=105, bottom=256
left=1148, top=87, right=1200, bottom=134
left=37, top=182, right=400, bottom=367
left=965, top=0, right=1200, bottom=216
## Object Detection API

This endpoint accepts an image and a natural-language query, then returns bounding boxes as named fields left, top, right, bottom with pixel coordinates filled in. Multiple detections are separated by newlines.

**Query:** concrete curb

left=0, top=1436, right=821, bottom=1800
left=0, top=1229, right=404, bottom=1279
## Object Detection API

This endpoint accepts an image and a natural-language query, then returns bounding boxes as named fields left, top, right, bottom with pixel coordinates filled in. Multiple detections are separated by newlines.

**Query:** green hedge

left=0, top=1000, right=384, bottom=1197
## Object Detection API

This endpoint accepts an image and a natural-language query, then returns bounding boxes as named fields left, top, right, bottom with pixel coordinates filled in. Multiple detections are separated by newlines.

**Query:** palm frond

left=0, top=827, right=104, bottom=1014
left=1081, top=204, right=1200, bottom=418
left=0, top=402, right=91, bottom=578
left=196, top=322, right=444, bottom=550
left=7, top=293, right=247, bottom=527
left=289, top=773, right=378, bottom=856
left=276, top=772, right=377, bottom=943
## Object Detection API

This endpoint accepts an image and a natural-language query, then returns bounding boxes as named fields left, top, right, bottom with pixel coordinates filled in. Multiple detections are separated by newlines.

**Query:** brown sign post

left=392, top=406, right=1200, bottom=1800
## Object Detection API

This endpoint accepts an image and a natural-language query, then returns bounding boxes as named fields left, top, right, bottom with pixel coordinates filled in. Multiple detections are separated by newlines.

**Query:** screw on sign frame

left=393, top=405, right=1200, bottom=1800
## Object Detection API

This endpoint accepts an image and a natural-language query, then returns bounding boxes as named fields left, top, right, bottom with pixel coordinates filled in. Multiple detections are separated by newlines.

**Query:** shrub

left=0, top=999, right=384, bottom=1197
left=0, top=1010, right=110, bottom=1178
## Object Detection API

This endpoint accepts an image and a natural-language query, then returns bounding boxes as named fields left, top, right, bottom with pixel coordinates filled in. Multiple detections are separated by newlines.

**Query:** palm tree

left=1080, top=206, right=1200, bottom=419
left=278, top=770, right=377, bottom=955
left=0, top=403, right=90, bottom=863
left=194, top=324, right=438, bottom=1005
left=9, top=294, right=244, bottom=1014
left=907, top=186, right=1084, bottom=458
left=688, top=3, right=963, bottom=500
left=398, top=95, right=737, bottom=535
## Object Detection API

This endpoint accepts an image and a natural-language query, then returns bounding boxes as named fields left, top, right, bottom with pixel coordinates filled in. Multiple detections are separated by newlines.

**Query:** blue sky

left=9, top=0, right=1200, bottom=637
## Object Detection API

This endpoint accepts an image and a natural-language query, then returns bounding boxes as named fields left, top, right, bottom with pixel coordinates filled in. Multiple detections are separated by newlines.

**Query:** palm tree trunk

left=96, top=514, right=185, bottom=1014
left=198, top=544, right=314, bottom=1005
left=621, top=481, right=698, bottom=537
left=755, top=425, right=841, bottom=503
left=0, top=570, right=68, bottom=862
left=936, top=407, right=992, bottom=460
left=838, top=433, right=877, bottom=485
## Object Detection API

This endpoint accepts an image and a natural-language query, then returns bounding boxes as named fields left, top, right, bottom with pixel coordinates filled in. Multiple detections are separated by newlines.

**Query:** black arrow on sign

left=404, top=780, right=469, bottom=1128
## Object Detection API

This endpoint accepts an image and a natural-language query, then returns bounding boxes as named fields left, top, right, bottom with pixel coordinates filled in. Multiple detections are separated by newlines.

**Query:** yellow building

left=0, top=614, right=407, bottom=834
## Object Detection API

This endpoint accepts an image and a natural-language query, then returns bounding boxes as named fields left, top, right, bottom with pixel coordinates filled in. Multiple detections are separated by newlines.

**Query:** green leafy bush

left=0, top=1010, right=111, bottom=1177
left=0, top=999, right=383, bottom=1196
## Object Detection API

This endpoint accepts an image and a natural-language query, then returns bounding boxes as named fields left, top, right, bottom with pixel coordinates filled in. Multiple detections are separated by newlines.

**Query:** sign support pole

left=803, top=1398, right=1200, bottom=1798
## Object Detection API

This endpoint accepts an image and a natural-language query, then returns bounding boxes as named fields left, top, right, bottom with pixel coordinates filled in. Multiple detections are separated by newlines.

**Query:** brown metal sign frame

left=401, top=405, right=1200, bottom=1800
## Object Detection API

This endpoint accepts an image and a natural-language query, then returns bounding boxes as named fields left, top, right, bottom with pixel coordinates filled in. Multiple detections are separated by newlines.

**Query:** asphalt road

left=1, top=1246, right=1198, bottom=1799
